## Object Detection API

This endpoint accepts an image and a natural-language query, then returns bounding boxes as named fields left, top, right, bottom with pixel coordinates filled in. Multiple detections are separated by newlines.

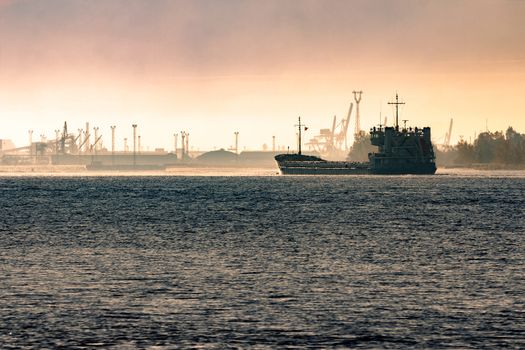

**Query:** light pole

left=174, top=133, right=178, bottom=156
left=180, top=131, right=186, bottom=160
left=39, top=134, right=46, bottom=161
left=132, top=124, right=137, bottom=167
left=110, top=126, right=116, bottom=166
left=234, top=131, right=239, bottom=154
left=93, top=127, right=99, bottom=155
left=55, top=129, right=60, bottom=162
left=28, top=130, right=33, bottom=162
left=186, top=133, right=189, bottom=158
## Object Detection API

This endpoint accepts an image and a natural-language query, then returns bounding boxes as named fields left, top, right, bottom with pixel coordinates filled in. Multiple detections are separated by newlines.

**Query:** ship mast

left=388, top=93, right=405, bottom=130
left=295, top=116, right=305, bottom=155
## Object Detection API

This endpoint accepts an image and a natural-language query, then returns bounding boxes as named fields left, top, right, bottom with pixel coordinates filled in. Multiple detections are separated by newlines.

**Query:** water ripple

left=0, top=175, right=524, bottom=348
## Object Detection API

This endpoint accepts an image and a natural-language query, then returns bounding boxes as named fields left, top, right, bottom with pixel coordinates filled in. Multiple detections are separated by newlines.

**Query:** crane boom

left=330, top=115, right=337, bottom=149
left=444, top=118, right=453, bottom=146
left=342, top=102, right=353, bottom=149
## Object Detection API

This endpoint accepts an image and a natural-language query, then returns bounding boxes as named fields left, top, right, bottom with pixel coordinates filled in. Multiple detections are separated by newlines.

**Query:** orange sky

left=1, top=0, right=524, bottom=151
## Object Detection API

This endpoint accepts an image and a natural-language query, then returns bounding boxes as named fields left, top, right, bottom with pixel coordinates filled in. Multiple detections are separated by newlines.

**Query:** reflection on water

left=0, top=166, right=280, bottom=177
left=1, top=175, right=524, bottom=348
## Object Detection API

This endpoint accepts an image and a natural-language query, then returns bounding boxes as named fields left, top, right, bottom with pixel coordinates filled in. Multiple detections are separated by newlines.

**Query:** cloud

left=1, top=0, right=524, bottom=79
left=0, top=0, right=14, bottom=6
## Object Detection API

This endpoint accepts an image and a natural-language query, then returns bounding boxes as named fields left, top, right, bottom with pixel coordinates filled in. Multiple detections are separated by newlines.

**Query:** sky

left=1, top=0, right=525, bottom=151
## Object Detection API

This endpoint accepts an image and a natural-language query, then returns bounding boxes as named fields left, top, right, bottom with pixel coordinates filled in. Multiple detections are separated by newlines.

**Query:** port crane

left=306, top=101, right=354, bottom=159
left=443, top=118, right=454, bottom=147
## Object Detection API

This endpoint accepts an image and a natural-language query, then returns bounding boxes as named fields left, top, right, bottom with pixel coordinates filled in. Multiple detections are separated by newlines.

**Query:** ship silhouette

left=275, top=94, right=437, bottom=175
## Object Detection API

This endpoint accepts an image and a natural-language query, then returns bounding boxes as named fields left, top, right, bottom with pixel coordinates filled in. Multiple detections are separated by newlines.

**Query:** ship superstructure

left=367, top=125, right=436, bottom=174
left=368, top=94, right=436, bottom=174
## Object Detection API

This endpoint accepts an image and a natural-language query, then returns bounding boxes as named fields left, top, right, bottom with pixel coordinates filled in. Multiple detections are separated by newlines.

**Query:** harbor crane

left=444, top=118, right=454, bottom=147
left=305, top=101, right=354, bottom=158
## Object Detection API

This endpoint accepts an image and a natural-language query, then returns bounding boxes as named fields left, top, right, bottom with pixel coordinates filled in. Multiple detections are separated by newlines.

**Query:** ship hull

left=371, top=164, right=437, bottom=175
left=370, top=163, right=437, bottom=175
left=279, top=166, right=370, bottom=175
left=276, top=160, right=370, bottom=175
left=275, top=158, right=437, bottom=175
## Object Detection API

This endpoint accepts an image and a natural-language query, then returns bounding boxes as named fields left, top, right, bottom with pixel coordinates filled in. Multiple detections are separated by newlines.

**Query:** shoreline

left=0, top=165, right=524, bottom=177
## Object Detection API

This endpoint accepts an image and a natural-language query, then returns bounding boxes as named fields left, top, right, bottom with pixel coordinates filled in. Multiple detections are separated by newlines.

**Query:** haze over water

left=2, top=0, right=525, bottom=149
left=1, top=174, right=524, bottom=348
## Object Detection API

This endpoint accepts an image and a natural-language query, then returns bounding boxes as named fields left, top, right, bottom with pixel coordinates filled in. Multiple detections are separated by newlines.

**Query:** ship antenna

left=295, top=116, right=302, bottom=155
left=388, top=93, right=405, bottom=130
left=379, top=102, right=383, bottom=128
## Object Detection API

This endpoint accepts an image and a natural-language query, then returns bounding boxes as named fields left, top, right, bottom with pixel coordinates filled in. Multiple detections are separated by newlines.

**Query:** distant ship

left=275, top=94, right=437, bottom=175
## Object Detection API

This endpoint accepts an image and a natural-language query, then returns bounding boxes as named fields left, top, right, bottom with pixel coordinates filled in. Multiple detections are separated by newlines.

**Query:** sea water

left=1, top=174, right=524, bottom=348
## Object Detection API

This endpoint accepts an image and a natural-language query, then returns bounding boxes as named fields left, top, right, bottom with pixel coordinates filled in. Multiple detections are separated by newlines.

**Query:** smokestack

left=384, top=127, right=393, bottom=154
left=423, top=127, right=431, bottom=144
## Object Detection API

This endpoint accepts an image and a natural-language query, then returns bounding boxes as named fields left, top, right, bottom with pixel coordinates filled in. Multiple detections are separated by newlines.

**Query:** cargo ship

left=275, top=94, right=437, bottom=175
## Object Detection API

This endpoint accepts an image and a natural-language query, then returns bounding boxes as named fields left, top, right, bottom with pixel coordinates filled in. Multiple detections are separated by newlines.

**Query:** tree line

left=437, top=127, right=525, bottom=167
